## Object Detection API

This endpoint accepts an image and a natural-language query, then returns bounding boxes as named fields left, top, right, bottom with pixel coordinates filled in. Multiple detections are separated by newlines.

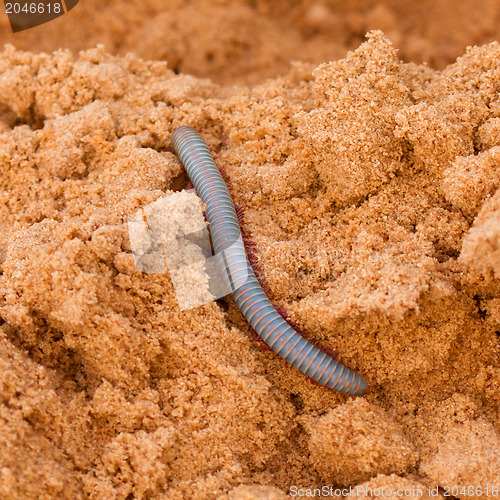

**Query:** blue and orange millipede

left=171, top=125, right=369, bottom=396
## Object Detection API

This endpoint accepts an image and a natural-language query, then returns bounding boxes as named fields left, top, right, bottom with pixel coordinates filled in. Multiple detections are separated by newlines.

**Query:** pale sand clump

left=420, top=418, right=500, bottom=500
left=0, top=31, right=499, bottom=499
left=461, top=187, right=500, bottom=282
left=306, top=399, right=418, bottom=484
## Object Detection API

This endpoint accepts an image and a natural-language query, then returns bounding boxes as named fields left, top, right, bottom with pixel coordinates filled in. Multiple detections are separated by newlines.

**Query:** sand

left=0, top=1, right=499, bottom=499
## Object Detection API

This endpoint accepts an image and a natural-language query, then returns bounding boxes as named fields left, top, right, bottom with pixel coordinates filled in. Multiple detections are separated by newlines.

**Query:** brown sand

left=0, top=1, right=499, bottom=499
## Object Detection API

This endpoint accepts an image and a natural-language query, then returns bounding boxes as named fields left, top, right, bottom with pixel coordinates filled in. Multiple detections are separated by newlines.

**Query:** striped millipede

left=171, top=125, right=369, bottom=396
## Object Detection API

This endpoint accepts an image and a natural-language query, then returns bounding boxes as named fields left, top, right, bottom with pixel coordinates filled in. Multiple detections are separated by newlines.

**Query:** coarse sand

left=0, top=1, right=499, bottom=499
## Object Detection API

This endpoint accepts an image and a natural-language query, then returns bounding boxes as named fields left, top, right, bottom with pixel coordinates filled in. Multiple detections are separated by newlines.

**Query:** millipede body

left=171, top=125, right=369, bottom=396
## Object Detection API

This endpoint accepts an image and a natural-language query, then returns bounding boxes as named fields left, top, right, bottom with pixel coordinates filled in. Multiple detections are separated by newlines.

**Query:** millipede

left=171, top=125, right=369, bottom=396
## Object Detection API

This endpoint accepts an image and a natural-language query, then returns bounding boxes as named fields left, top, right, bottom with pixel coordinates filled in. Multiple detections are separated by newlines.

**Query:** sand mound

left=0, top=4, right=499, bottom=498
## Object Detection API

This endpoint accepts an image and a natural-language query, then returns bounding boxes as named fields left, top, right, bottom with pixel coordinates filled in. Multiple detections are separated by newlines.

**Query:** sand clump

left=306, top=399, right=418, bottom=484
left=0, top=25, right=499, bottom=500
